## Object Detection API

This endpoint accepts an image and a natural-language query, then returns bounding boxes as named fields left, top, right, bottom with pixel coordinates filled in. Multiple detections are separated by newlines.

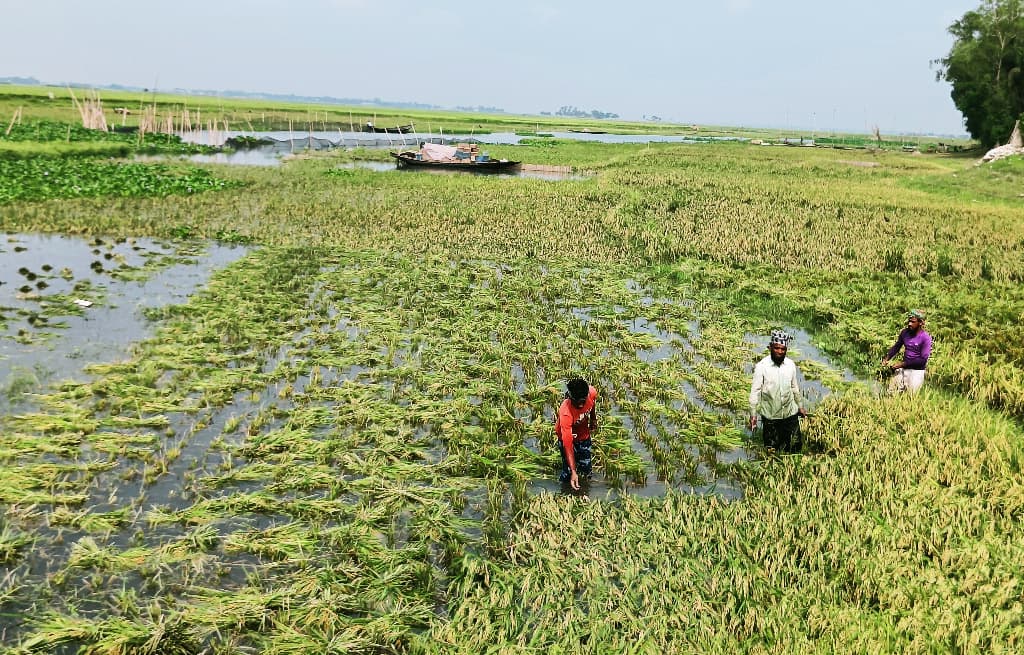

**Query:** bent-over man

left=556, top=377, right=598, bottom=490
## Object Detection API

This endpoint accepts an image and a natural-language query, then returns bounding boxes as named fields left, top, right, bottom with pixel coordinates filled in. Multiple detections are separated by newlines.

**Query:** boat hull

left=390, top=152, right=521, bottom=173
left=366, top=124, right=414, bottom=134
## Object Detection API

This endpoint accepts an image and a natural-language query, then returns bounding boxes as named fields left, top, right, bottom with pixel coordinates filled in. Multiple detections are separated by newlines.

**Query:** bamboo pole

left=4, top=107, right=22, bottom=136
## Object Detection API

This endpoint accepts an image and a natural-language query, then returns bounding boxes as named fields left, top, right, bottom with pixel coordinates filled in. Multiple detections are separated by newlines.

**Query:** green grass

left=905, top=154, right=1024, bottom=205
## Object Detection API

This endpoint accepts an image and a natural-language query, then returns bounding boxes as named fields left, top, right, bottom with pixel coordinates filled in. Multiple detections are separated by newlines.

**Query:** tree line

left=936, top=0, right=1024, bottom=147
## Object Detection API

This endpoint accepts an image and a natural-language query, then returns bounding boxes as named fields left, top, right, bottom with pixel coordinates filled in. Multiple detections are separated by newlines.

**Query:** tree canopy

left=935, top=0, right=1024, bottom=146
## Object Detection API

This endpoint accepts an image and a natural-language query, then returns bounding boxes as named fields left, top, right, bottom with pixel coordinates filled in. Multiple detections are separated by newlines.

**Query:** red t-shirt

left=556, top=385, right=597, bottom=453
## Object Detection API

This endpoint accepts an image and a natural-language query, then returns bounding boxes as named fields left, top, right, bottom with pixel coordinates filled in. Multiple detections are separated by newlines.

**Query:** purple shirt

left=885, top=328, right=932, bottom=370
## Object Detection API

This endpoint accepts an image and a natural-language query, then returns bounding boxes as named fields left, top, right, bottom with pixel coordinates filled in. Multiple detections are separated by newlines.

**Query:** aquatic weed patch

left=0, top=119, right=215, bottom=155
left=0, top=157, right=240, bottom=203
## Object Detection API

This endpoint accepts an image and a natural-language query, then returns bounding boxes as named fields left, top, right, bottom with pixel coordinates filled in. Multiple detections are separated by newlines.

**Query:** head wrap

left=769, top=329, right=792, bottom=346
left=566, top=378, right=590, bottom=403
left=908, top=309, right=926, bottom=321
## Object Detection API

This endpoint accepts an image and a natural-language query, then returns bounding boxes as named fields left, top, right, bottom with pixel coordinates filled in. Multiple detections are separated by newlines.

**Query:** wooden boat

left=391, top=150, right=521, bottom=172
left=364, top=123, right=414, bottom=134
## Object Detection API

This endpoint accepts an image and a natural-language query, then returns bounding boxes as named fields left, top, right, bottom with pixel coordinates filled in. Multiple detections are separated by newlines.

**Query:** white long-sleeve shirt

left=749, top=356, right=803, bottom=420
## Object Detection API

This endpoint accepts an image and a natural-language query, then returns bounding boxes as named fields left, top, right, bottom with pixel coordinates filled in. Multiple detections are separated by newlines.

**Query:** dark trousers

left=761, top=414, right=802, bottom=453
left=558, top=437, right=593, bottom=482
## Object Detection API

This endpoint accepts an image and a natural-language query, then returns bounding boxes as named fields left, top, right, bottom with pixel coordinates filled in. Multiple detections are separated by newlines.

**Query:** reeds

left=68, top=88, right=107, bottom=131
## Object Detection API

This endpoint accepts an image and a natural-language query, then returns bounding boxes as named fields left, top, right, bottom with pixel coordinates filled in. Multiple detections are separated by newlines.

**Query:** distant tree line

left=454, top=106, right=506, bottom=113
left=0, top=76, right=42, bottom=85
left=935, top=0, right=1024, bottom=147
left=545, top=106, right=620, bottom=119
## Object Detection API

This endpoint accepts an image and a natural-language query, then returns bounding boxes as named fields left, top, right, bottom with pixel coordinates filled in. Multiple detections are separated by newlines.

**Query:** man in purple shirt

left=882, top=309, right=933, bottom=394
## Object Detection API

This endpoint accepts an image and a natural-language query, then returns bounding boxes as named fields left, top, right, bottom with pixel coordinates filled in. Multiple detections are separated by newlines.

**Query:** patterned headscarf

left=908, top=309, right=926, bottom=321
left=769, top=329, right=792, bottom=346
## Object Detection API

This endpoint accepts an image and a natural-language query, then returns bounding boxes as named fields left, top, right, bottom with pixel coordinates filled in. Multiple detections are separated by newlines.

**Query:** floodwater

left=744, top=327, right=859, bottom=406
left=0, top=233, right=249, bottom=412
left=166, top=128, right=738, bottom=170
left=540, top=302, right=863, bottom=501
left=2, top=238, right=856, bottom=507
left=179, top=129, right=745, bottom=149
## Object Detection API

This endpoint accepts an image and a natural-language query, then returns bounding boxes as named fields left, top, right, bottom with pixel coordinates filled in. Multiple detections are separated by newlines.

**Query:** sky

left=2, top=0, right=981, bottom=136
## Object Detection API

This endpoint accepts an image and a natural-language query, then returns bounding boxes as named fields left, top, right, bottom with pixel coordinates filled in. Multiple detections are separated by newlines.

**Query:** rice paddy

left=1, top=96, right=1023, bottom=653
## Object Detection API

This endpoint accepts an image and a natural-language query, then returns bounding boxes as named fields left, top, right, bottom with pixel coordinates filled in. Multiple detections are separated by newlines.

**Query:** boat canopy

left=420, top=142, right=458, bottom=161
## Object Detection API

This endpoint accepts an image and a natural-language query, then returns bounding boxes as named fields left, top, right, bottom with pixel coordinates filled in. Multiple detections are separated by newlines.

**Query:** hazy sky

left=3, top=0, right=979, bottom=135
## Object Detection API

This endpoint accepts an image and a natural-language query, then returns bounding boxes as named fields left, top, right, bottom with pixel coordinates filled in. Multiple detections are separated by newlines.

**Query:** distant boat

left=364, top=122, right=414, bottom=134
left=568, top=128, right=607, bottom=134
left=391, top=150, right=520, bottom=173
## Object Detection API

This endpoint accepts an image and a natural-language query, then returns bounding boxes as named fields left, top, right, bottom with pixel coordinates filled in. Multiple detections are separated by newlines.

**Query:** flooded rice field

left=1, top=244, right=857, bottom=649
left=1, top=234, right=248, bottom=411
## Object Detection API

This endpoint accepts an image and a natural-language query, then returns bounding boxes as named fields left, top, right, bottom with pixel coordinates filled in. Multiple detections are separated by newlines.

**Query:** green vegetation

left=0, top=157, right=239, bottom=202
left=0, top=119, right=236, bottom=202
left=935, top=0, right=1024, bottom=147
left=1, top=119, right=215, bottom=154
left=0, top=90, right=1021, bottom=653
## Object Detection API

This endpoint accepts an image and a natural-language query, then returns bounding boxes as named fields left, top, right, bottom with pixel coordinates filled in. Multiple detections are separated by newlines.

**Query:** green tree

left=935, top=0, right=1024, bottom=146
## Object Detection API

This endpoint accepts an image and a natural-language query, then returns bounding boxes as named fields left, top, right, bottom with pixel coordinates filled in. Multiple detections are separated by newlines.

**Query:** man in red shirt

left=555, top=377, right=598, bottom=490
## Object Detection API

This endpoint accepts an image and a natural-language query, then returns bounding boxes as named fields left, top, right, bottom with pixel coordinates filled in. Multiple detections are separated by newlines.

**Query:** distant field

left=0, top=83, right=969, bottom=145
left=0, top=94, right=1020, bottom=654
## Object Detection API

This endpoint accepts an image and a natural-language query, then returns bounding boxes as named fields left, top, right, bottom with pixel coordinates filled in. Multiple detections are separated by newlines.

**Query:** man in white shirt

left=749, top=330, right=807, bottom=453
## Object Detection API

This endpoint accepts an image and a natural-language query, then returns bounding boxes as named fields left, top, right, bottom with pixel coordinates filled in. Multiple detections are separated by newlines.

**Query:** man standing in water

left=749, top=330, right=807, bottom=453
left=882, top=309, right=932, bottom=394
left=556, top=377, right=598, bottom=491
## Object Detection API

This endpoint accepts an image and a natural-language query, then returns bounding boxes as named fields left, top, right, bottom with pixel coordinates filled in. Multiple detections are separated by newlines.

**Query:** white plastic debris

left=72, top=298, right=93, bottom=308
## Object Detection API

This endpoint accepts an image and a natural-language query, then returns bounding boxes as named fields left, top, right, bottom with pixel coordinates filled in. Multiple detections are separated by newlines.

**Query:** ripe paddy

left=0, top=119, right=1022, bottom=652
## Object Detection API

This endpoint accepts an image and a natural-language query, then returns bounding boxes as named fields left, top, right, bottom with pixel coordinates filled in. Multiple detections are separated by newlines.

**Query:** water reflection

left=0, top=234, right=248, bottom=411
